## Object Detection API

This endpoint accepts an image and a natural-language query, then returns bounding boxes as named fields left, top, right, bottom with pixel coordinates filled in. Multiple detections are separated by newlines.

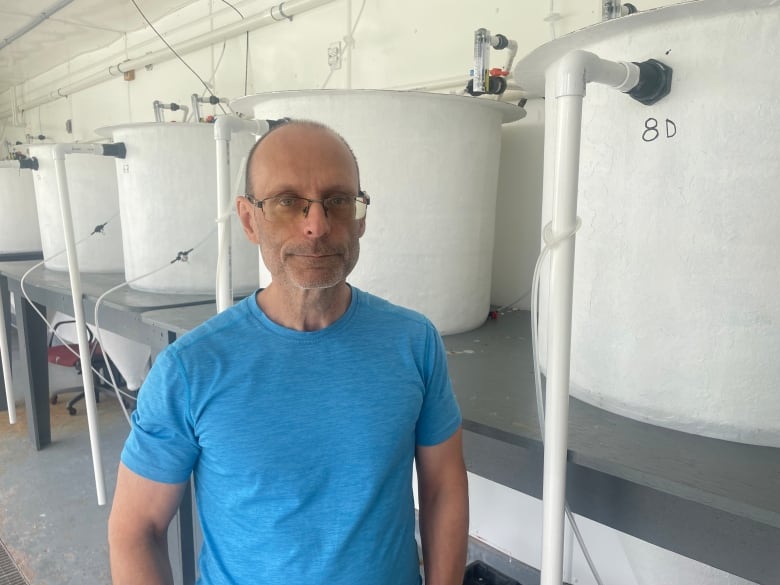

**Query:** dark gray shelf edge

left=462, top=424, right=780, bottom=584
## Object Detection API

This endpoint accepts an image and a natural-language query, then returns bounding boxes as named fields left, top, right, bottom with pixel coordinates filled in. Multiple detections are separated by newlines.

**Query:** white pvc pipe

left=0, top=289, right=15, bottom=424
left=214, top=117, right=270, bottom=313
left=215, top=138, right=232, bottom=313
left=51, top=143, right=107, bottom=506
left=1, top=0, right=337, bottom=118
left=345, top=0, right=353, bottom=89
left=539, top=50, right=641, bottom=585
left=541, top=92, right=582, bottom=585
left=0, top=158, right=36, bottom=423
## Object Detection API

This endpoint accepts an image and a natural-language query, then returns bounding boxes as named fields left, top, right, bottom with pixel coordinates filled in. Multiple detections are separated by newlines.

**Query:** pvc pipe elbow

left=555, top=50, right=639, bottom=98
left=214, top=116, right=271, bottom=141
left=51, top=143, right=71, bottom=160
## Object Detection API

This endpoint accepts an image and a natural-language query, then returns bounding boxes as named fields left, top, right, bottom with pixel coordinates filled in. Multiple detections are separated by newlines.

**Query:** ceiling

left=0, top=0, right=196, bottom=95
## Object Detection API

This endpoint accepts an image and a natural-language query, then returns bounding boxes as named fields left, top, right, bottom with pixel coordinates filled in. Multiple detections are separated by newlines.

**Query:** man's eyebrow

left=262, top=183, right=358, bottom=195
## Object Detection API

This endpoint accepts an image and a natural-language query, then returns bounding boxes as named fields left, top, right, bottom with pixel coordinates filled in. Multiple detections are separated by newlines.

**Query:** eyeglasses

left=244, top=192, right=370, bottom=223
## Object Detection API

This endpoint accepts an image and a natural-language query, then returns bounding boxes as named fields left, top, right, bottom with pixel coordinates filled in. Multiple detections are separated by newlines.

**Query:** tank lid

left=95, top=121, right=212, bottom=138
left=514, top=0, right=776, bottom=97
left=230, top=89, right=526, bottom=124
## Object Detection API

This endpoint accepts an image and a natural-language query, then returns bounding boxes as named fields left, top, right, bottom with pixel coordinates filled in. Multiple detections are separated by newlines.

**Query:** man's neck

left=255, top=282, right=352, bottom=332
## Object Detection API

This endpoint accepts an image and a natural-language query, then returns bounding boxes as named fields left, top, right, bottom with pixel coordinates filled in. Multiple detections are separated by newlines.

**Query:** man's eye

left=277, top=197, right=299, bottom=207
left=327, top=196, right=351, bottom=207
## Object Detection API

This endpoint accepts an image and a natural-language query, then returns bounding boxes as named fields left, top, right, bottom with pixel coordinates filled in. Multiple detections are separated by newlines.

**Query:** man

left=108, top=120, right=468, bottom=585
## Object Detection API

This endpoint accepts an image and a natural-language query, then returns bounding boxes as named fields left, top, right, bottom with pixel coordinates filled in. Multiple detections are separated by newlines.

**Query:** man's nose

left=302, top=200, right=330, bottom=237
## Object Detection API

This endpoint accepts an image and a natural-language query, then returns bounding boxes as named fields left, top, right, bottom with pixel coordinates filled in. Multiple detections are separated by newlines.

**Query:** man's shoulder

left=353, top=287, right=433, bottom=330
left=170, top=293, right=258, bottom=352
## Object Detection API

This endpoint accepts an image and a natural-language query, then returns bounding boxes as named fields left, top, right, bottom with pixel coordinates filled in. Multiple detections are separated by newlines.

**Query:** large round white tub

left=96, top=123, right=258, bottom=294
left=232, top=90, right=525, bottom=334
left=28, top=145, right=124, bottom=273
left=0, top=167, right=41, bottom=254
left=516, top=0, right=780, bottom=447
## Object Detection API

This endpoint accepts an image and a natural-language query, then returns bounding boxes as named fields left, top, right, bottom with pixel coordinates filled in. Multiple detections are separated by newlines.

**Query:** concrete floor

left=0, top=328, right=130, bottom=585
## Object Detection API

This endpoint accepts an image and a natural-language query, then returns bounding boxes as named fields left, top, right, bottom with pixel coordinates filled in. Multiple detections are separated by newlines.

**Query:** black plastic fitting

left=628, top=58, right=673, bottom=105
left=102, top=142, right=127, bottom=159
left=493, top=33, right=509, bottom=50
left=465, top=76, right=507, bottom=96
left=170, top=102, right=181, bottom=111
left=208, top=95, right=221, bottom=105
left=268, top=117, right=292, bottom=130
left=19, top=157, right=39, bottom=171
left=624, top=3, right=638, bottom=14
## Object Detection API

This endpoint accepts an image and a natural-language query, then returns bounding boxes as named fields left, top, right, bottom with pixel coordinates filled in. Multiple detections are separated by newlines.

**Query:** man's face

left=237, top=125, right=365, bottom=291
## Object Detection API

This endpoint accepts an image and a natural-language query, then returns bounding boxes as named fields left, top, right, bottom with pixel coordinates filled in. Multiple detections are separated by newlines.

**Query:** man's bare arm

left=416, top=427, right=469, bottom=585
left=108, top=463, right=188, bottom=585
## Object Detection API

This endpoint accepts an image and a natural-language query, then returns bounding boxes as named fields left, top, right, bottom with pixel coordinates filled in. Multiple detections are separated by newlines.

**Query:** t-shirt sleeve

left=121, top=346, right=201, bottom=484
left=415, top=323, right=462, bottom=446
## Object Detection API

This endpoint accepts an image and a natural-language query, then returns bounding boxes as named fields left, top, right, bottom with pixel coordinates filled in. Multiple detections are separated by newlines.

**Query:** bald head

left=244, top=120, right=361, bottom=198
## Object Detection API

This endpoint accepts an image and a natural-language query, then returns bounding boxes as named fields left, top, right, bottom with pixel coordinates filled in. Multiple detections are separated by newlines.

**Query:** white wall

left=4, top=1, right=752, bottom=583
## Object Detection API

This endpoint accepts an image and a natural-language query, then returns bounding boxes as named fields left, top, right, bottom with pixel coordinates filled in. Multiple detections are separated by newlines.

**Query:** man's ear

left=236, top=197, right=260, bottom=244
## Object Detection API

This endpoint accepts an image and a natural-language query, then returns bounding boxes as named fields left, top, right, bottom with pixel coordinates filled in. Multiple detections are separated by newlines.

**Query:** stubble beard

left=261, top=240, right=361, bottom=291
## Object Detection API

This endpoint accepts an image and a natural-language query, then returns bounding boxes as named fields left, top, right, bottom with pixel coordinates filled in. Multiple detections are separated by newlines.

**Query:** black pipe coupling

left=629, top=59, right=673, bottom=105
left=102, top=142, right=127, bottom=159
left=19, top=157, right=39, bottom=171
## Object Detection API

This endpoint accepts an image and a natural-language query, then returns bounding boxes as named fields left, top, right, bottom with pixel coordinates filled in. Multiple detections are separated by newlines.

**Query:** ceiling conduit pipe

left=0, top=0, right=336, bottom=119
left=0, top=157, right=39, bottom=424
left=0, top=0, right=75, bottom=51
left=213, top=116, right=278, bottom=313
left=524, top=49, right=671, bottom=585
left=50, top=141, right=126, bottom=506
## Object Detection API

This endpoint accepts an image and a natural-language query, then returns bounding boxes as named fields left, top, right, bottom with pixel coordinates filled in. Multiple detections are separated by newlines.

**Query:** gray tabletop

left=0, top=260, right=226, bottom=312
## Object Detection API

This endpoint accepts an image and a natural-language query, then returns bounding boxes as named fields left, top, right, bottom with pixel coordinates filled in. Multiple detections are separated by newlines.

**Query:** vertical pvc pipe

left=540, top=93, right=583, bottom=585
left=215, top=138, right=232, bottom=313
left=0, top=290, right=16, bottom=423
left=52, top=147, right=106, bottom=506
left=215, top=116, right=271, bottom=309
left=345, top=0, right=353, bottom=89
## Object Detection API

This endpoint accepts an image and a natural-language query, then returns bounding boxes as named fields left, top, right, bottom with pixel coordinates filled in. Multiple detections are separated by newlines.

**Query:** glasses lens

left=261, top=195, right=367, bottom=222
left=262, top=196, right=308, bottom=222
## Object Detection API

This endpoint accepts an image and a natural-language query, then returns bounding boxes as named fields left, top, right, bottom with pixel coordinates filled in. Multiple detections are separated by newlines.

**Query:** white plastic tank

left=27, top=144, right=124, bottom=273
left=516, top=0, right=780, bottom=447
left=0, top=166, right=41, bottom=254
left=232, top=90, right=525, bottom=334
left=95, top=123, right=258, bottom=293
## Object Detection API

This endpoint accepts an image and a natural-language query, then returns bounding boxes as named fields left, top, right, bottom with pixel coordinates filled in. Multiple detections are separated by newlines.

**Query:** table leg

left=0, top=276, right=10, bottom=412
left=14, top=287, right=51, bottom=449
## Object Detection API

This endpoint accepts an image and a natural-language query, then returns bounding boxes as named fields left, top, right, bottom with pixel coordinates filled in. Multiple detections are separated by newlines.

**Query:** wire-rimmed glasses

left=244, top=192, right=370, bottom=223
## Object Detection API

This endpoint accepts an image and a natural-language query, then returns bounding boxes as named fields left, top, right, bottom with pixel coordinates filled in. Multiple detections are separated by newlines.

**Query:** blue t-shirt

left=121, top=287, right=462, bottom=585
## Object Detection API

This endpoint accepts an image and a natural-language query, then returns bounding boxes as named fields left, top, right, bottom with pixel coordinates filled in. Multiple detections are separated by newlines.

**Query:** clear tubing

left=52, top=149, right=106, bottom=506
left=531, top=218, right=604, bottom=585
left=0, top=288, right=16, bottom=423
